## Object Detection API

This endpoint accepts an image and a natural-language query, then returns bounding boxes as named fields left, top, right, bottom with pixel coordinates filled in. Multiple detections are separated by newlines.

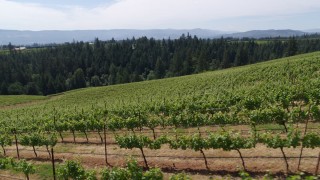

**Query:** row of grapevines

left=114, top=129, right=320, bottom=173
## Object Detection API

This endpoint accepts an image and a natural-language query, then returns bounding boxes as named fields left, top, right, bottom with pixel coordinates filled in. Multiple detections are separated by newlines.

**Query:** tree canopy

left=1, top=34, right=320, bottom=95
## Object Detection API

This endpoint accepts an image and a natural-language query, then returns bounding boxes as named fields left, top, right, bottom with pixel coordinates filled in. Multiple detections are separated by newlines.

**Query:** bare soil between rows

left=2, top=124, right=320, bottom=179
left=4, top=136, right=319, bottom=177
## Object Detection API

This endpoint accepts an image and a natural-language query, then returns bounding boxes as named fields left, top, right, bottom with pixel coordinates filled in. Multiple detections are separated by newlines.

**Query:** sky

left=1, top=0, right=320, bottom=31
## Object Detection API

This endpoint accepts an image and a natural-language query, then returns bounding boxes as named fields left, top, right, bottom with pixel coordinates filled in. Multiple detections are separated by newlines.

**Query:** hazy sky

left=1, top=0, right=320, bottom=31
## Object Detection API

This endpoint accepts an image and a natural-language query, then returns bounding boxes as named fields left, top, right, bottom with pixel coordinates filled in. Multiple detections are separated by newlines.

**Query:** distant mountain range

left=227, top=29, right=306, bottom=39
left=0, top=29, right=318, bottom=45
left=303, top=29, right=320, bottom=33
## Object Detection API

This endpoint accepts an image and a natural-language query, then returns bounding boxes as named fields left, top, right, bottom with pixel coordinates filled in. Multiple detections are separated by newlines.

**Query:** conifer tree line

left=1, top=34, right=320, bottom=95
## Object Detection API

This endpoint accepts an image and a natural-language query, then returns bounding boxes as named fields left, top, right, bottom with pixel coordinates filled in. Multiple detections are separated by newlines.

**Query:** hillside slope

left=1, top=51, right=320, bottom=120
left=0, top=52, right=320, bottom=178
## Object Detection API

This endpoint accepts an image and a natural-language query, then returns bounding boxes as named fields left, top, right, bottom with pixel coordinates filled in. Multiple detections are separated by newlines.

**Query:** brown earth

left=3, top=137, right=319, bottom=177
left=2, top=125, right=319, bottom=179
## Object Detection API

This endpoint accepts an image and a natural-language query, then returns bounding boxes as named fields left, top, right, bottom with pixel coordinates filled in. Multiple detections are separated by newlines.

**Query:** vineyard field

left=1, top=51, right=320, bottom=116
left=1, top=51, right=320, bottom=179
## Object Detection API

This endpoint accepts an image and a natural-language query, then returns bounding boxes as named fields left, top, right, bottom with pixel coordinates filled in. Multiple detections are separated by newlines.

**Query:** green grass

left=0, top=95, right=48, bottom=107
left=256, top=124, right=285, bottom=131
left=0, top=49, right=9, bottom=55
left=33, top=163, right=55, bottom=180
left=0, top=162, right=56, bottom=180
left=0, top=48, right=47, bottom=55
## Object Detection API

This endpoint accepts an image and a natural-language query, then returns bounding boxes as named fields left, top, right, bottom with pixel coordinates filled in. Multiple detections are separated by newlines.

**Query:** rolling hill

left=0, top=51, right=320, bottom=178
left=227, top=29, right=306, bottom=38
left=1, top=51, right=319, bottom=120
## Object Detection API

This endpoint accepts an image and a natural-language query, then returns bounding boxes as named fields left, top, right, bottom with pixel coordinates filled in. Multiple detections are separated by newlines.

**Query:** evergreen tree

left=108, top=64, right=117, bottom=85
left=90, top=75, right=101, bottom=87
left=7, top=82, right=24, bottom=95
left=0, top=35, right=319, bottom=95
left=154, top=58, right=165, bottom=79
left=221, top=47, right=231, bottom=68
left=0, top=82, right=8, bottom=95
left=25, top=82, right=41, bottom=95
left=73, top=68, right=86, bottom=89
left=286, top=37, right=298, bottom=56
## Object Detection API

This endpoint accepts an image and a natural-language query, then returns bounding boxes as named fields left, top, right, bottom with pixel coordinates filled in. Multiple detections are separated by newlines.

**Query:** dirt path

left=2, top=129, right=319, bottom=179
left=4, top=140, right=319, bottom=176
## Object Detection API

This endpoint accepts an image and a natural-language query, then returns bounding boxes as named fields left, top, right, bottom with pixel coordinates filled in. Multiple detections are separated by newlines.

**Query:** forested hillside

left=1, top=34, right=320, bottom=95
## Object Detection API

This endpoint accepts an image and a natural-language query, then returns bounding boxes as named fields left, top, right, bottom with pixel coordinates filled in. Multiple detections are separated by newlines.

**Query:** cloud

left=1, top=0, right=320, bottom=30
left=0, top=0, right=67, bottom=29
